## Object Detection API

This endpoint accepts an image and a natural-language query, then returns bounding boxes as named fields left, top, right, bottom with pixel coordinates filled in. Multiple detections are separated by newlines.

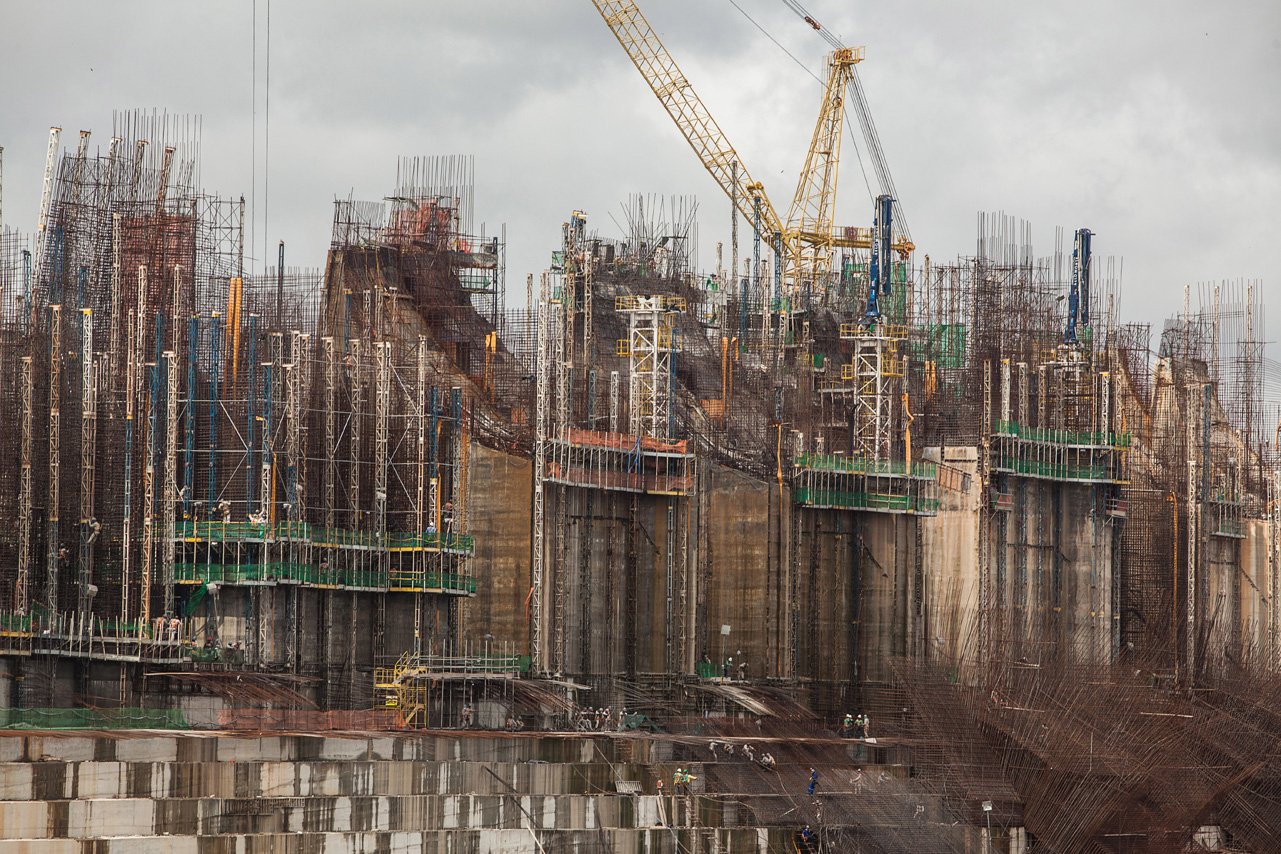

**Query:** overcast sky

left=1, top=0, right=1278, bottom=349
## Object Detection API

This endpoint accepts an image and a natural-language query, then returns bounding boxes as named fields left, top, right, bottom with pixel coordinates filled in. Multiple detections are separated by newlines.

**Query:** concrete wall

left=1205, top=518, right=1276, bottom=667
left=704, top=464, right=777, bottom=680
left=463, top=442, right=532, bottom=656
left=920, top=447, right=982, bottom=661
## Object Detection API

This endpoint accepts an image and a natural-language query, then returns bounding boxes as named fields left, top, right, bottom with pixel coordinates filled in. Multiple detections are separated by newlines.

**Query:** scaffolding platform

left=1207, top=496, right=1247, bottom=539
left=792, top=453, right=940, bottom=515
left=990, top=421, right=1128, bottom=484
left=0, top=611, right=190, bottom=664
left=545, top=428, right=694, bottom=496
left=174, top=562, right=477, bottom=595
left=374, top=650, right=533, bottom=728
left=175, top=521, right=475, bottom=556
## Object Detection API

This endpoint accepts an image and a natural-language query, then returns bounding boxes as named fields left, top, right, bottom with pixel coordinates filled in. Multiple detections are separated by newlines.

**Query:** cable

left=774, top=0, right=912, bottom=239
left=251, top=0, right=257, bottom=276
left=264, top=0, right=272, bottom=278
left=727, top=0, right=822, bottom=86
left=725, top=0, right=875, bottom=211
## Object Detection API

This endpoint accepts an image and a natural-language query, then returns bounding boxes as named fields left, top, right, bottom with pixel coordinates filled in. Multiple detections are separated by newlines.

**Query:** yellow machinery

left=588, top=0, right=912, bottom=297
left=374, top=651, right=430, bottom=728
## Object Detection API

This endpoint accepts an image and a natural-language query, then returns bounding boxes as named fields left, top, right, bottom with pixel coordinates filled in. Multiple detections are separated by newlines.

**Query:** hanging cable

left=251, top=0, right=257, bottom=274
left=732, top=0, right=881, bottom=213
left=264, top=0, right=272, bottom=278
left=774, top=0, right=911, bottom=239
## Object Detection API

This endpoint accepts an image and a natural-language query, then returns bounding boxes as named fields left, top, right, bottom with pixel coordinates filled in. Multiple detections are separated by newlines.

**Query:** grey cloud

left=0, top=0, right=1276, bottom=340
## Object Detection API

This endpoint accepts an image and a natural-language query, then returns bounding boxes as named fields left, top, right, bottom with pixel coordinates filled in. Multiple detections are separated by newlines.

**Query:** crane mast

left=1064, top=228, right=1093, bottom=346
left=786, top=47, right=862, bottom=290
left=589, top=0, right=912, bottom=300
left=865, top=194, right=894, bottom=321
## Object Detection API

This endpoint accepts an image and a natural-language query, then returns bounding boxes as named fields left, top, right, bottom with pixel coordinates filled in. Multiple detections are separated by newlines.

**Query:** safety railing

left=794, top=453, right=937, bottom=479
left=176, top=521, right=473, bottom=554
left=793, top=487, right=940, bottom=514
left=176, top=562, right=477, bottom=595
left=993, top=420, right=1131, bottom=448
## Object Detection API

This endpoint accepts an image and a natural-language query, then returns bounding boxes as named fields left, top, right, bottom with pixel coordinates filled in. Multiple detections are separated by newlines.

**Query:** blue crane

left=866, top=194, right=894, bottom=323
left=1064, top=228, right=1093, bottom=346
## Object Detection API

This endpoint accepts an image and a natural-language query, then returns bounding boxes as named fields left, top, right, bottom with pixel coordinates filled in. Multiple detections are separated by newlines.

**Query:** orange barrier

left=564, top=427, right=688, bottom=455
left=217, top=708, right=401, bottom=732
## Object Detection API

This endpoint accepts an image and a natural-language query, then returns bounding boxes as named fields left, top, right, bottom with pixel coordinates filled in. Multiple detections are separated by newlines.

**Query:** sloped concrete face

left=0, top=731, right=986, bottom=852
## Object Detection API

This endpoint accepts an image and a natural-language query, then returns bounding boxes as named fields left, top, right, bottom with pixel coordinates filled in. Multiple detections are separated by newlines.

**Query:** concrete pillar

left=0, top=658, right=11, bottom=709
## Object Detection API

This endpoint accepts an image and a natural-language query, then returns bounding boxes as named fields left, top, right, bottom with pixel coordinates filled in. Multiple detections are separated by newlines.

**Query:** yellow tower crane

left=588, top=0, right=912, bottom=298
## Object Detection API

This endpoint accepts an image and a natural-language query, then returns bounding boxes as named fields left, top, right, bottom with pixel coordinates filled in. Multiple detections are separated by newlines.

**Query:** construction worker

left=681, top=768, right=697, bottom=791
left=672, top=768, right=684, bottom=792
left=856, top=712, right=869, bottom=739
left=807, top=768, right=818, bottom=797
left=759, top=752, right=776, bottom=770
left=841, top=713, right=855, bottom=738
left=443, top=501, right=455, bottom=544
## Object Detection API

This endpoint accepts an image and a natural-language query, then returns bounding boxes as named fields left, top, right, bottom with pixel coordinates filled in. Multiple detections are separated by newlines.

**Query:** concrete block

left=114, top=738, right=176, bottom=764
left=0, top=841, right=79, bottom=854
left=259, top=761, right=299, bottom=798
left=0, top=739, right=24, bottom=763
left=0, top=801, right=49, bottom=839
left=307, top=761, right=342, bottom=797
left=384, top=832, right=425, bottom=854
left=67, top=798, right=156, bottom=838
left=0, top=765, right=34, bottom=800
left=67, top=761, right=125, bottom=799
left=24, top=738, right=95, bottom=764
left=365, top=737, right=397, bottom=761
left=218, top=736, right=281, bottom=763
left=331, top=737, right=374, bottom=762
left=99, top=836, right=199, bottom=854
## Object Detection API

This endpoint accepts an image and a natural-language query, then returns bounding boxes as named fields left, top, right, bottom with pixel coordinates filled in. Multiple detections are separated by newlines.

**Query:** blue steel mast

left=1064, top=228, right=1093, bottom=346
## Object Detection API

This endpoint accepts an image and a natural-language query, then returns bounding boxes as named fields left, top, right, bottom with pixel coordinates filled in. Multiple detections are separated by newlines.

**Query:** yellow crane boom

left=589, top=0, right=913, bottom=296
left=589, top=0, right=784, bottom=237
left=786, top=46, right=863, bottom=287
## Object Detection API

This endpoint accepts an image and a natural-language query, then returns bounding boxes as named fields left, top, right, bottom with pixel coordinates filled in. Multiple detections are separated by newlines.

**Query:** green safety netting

left=175, top=563, right=477, bottom=594
left=794, top=453, right=937, bottom=479
left=993, top=420, right=1131, bottom=448
left=0, top=707, right=188, bottom=730
left=793, top=487, right=940, bottom=513
left=175, top=520, right=474, bottom=553
left=997, top=457, right=1112, bottom=481
left=911, top=324, right=967, bottom=369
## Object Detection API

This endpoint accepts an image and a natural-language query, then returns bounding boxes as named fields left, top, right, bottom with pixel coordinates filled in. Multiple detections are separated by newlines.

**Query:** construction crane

left=777, top=0, right=910, bottom=244
left=588, top=0, right=912, bottom=298
left=1064, top=228, right=1093, bottom=346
